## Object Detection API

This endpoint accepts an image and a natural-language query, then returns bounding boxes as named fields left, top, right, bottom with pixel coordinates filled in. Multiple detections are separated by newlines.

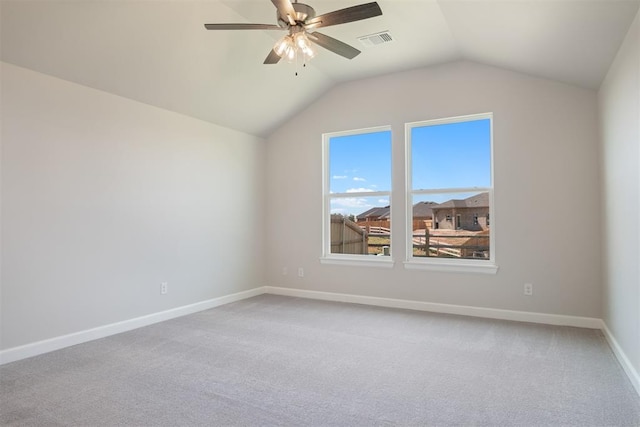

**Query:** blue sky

left=329, top=119, right=490, bottom=215
left=329, top=130, right=391, bottom=194
left=412, top=119, right=491, bottom=190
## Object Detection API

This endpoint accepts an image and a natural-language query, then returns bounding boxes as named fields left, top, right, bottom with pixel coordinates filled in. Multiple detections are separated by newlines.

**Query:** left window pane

left=324, top=128, right=392, bottom=257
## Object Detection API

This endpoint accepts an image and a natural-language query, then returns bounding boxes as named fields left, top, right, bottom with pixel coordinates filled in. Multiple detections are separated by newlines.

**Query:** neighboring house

left=432, top=192, right=489, bottom=231
left=356, top=206, right=390, bottom=222
left=356, top=202, right=437, bottom=229
left=413, top=201, right=437, bottom=229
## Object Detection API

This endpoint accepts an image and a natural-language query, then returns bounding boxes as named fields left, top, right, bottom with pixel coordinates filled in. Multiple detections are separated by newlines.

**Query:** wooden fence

left=331, top=216, right=368, bottom=254
left=332, top=217, right=488, bottom=258
left=412, top=229, right=490, bottom=259
left=357, top=219, right=433, bottom=230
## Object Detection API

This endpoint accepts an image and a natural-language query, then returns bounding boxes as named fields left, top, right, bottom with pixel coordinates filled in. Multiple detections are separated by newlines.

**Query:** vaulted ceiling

left=2, top=0, right=639, bottom=137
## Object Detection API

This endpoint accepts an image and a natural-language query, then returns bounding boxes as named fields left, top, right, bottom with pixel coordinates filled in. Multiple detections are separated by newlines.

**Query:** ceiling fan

left=204, top=0, right=383, bottom=64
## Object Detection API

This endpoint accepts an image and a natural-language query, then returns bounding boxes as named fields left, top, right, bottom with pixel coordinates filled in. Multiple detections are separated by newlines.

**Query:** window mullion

left=412, top=187, right=491, bottom=195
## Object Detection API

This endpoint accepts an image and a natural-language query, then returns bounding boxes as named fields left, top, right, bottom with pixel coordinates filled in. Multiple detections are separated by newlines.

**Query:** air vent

left=357, top=31, right=393, bottom=47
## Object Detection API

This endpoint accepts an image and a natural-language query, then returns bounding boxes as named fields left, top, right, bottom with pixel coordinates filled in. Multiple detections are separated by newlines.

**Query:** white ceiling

left=2, top=0, right=638, bottom=137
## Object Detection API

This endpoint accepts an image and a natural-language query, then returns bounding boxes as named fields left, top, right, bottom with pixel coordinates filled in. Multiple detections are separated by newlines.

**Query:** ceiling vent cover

left=357, top=31, right=393, bottom=47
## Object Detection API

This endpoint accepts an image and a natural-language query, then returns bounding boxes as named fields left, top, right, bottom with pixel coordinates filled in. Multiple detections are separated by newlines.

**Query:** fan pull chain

left=294, top=55, right=308, bottom=77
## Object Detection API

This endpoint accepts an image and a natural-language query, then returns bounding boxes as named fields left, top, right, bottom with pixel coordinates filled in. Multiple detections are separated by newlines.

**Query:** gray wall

left=598, top=11, right=640, bottom=383
left=1, top=62, right=266, bottom=350
left=266, top=60, right=602, bottom=318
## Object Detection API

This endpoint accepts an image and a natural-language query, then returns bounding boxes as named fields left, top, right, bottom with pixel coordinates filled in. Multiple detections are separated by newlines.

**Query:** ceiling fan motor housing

left=277, top=3, right=316, bottom=28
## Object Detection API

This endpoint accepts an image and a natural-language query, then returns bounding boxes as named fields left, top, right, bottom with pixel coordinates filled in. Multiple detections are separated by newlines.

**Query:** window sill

left=320, top=256, right=395, bottom=268
left=403, top=259, right=498, bottom=274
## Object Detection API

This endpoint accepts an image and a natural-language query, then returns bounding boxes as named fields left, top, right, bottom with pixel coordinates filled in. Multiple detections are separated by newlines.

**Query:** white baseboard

left=0, top=286, right=266, bottom=365
left=265, top=286, right=640, bottom=396
left=263, top=286, right=603, bottom=329
left=601, top=321, right=640, bottom=397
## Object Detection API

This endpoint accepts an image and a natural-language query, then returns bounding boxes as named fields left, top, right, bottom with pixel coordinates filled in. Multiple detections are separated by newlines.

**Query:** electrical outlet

left=298, top=267, right=304, bottom=278
left=161, top=282, right=168, bottom=295
left=524, top=283, right=533, bottom=296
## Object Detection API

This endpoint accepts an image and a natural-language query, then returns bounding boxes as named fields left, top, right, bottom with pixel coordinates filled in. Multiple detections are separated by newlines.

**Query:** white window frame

left=404, top=113, right=497, bottom=274
left=321, top=125, right=394, bottom=268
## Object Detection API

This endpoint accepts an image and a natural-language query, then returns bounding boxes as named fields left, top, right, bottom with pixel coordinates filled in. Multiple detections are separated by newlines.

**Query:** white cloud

left=346, top=188, right=374, bottom=193
left=332, top=175, right=348, bottom=179
left=353, top=177, right=366, bottom=182
left=378, top=199, right=389, bottom=204
left=331, top=198, right=372, bottom=208
left=331, top=197, right=373, bottom=214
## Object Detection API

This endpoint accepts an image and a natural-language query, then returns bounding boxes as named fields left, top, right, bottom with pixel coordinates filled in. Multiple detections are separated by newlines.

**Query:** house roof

left=413, top=201, right=438, bottom=218
left=1, top=1, right=638, bottom=137
left=358, top=196, right=486, bottom=219
left=433, top=192, right=489, bottom=210
left=357, top=206, right=390, bottom=220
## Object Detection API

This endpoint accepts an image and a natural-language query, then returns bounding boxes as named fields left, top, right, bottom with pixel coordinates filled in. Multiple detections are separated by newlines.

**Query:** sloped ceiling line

left=1, top=0, right=638, bottom=136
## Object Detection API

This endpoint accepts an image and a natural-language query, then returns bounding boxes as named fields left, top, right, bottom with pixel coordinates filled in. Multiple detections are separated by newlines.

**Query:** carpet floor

left=1, top=294, right=639, bottom=426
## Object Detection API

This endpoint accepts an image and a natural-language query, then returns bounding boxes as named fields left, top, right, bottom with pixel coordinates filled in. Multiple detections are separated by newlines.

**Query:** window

left=405, top=113, right=495, bottom=273
left=322, top=126, right=393, bottom=266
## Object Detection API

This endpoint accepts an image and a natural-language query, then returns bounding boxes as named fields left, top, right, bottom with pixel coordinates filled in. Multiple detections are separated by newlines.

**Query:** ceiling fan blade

left=304, top=2, right=382, bottom=29
left=264, top=49, right=282, bottom=64
left=307, top=32, right=361, bottom=60
left=271, top=0, right=298, bottom=25
left=204, top=23, right=283, bottom=30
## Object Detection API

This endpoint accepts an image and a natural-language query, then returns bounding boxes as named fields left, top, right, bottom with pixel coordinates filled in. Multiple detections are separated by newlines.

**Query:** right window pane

left=408, top=114, right=493, bottom=262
